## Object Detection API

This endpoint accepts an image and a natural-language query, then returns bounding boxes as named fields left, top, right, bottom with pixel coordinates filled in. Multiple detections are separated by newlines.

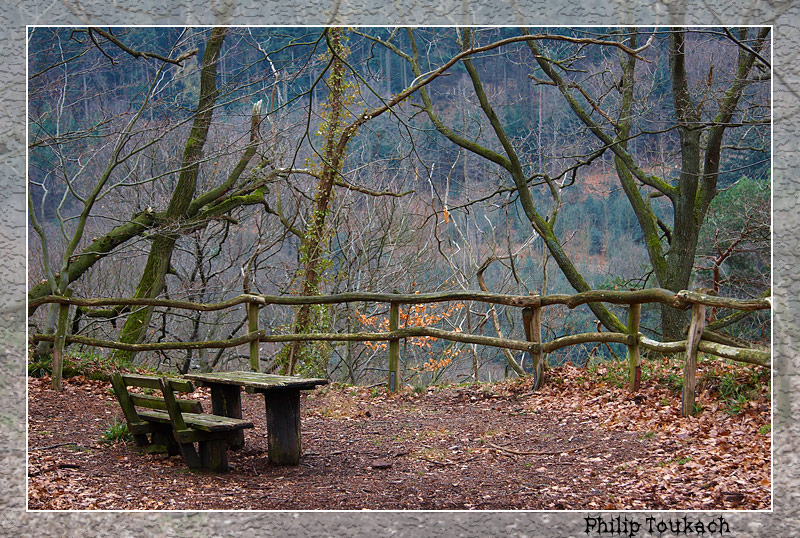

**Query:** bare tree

left=526, top=27, right=770, bottom=339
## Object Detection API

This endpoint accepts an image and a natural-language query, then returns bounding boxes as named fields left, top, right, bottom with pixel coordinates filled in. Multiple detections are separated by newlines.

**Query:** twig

left=29, top=463, right=81, bottom=477
left=487, top=441, right=584, bottom=456
left=30, top=442, right=88, bottom=451
left=334, top=179, right=414, bottom=198
left=364, top=381, right=386, bottom=389
left=418, top=456, right=455, bottom=466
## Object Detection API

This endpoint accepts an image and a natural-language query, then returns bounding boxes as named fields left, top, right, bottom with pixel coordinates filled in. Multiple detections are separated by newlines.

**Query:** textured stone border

left=3, top=4, right=797, bottom=536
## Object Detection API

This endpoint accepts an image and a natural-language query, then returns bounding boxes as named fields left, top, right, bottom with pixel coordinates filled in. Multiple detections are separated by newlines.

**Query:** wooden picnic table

left=184, top=371, right=327, bottom=465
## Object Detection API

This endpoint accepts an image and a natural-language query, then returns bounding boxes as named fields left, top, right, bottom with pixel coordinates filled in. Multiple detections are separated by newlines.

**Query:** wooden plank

left=122, top=374, right=194, bottom=393
left=127, top=421, right=158, bottom=436
left=388, top=301, right=400, bottom=392
left=627, top=303, right=642, bottom=392
left=151, top=429, right=180, bottom=456
left=199, top=439, right=229, bottom=472
left=185, top=371, right=327, bottom=391
left=682, top=303, right=706, bottom=417
left=185, top=414, right=253, bottom=431
left=131, top=394, right=203, bottom=414
left=156, top=379, right=200, bottom=470
left=110, top=373, right=141, bottom=425
left=159, top=377, right=190, bottom=434
left=264, top=389, right=301, bottom=465
left=170, top=427, right=241, bottom=444
left=178, top=440, right=202, bottom=469
left=134, top=410, right=170, bottom=423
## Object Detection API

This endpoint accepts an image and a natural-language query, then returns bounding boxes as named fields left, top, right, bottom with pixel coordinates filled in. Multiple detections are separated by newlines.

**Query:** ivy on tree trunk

left=287, top=28, right=351, bottom=376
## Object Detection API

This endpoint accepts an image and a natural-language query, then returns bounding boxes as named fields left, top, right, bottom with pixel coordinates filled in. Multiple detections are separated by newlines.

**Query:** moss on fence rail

left=31, top=288, right=771, bottom=414
left=32, top=326, right=540, bottom=354
left=28, top=288, right=770, bottom=314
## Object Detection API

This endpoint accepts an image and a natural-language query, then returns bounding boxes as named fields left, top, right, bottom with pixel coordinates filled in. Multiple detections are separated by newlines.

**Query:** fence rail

left=31, top=288, right=771, bottom=416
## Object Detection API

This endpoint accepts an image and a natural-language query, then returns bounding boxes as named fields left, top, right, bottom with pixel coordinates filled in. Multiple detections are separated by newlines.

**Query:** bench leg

left=178, top=442, right=202, bottom=469
left=199, top=439, right=229, bottom=472
left=152, top=429, right=180, bottom=456
left=147, top=430, right=168, bottom=454
left=263, top=389, right=301, bottom=465
left=211, top=384, right=245, bottom=451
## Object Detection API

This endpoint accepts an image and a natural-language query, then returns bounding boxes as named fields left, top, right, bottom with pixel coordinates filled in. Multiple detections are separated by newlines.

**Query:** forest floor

left=27, top=356, right=771, bottom=510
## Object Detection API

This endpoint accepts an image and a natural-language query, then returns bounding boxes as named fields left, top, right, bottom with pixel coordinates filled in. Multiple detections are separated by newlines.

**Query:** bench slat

left=122, top=374, right=194, bottom=393
left=131, top=393, right=203, bottom=413
left=138, top=410, right=254, bottom=433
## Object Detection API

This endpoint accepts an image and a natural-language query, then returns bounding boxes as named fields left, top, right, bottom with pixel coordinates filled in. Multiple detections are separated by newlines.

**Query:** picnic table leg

left=210, top=384, right=245, bottom=450
left=262, top=389, right=301, bottom=465
left=199, top=439, right=229, bottom=472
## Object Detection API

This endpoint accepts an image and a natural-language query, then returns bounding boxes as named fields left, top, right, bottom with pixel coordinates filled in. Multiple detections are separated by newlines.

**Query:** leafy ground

left=27, top=355, right=770, bottom=510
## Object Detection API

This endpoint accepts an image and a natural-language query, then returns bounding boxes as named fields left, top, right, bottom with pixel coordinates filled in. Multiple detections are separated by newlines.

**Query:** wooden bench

left=110, top=373, right=254, bottom=472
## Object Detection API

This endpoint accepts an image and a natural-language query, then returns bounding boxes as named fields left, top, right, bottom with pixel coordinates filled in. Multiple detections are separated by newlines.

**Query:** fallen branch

left=29, top=463, right=81, bottom=477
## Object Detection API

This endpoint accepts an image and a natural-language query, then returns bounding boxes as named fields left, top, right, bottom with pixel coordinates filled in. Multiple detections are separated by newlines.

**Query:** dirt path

left=27, top=363, right=770, bottom=510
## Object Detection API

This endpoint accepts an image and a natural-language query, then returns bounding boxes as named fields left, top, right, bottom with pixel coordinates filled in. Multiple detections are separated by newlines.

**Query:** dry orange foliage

left=354, top=300, right=465, bottom=371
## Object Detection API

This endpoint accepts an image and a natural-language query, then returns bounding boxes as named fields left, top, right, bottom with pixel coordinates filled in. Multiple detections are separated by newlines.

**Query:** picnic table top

left=184, top=371, right=328, bottom=391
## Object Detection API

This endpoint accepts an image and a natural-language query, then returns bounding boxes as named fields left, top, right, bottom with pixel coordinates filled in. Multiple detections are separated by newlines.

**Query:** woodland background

left=27, top=27, right=770, bottom=386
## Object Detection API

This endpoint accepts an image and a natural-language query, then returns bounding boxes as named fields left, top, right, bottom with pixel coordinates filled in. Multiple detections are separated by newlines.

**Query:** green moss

left=29, top=350, right=118, bottom=380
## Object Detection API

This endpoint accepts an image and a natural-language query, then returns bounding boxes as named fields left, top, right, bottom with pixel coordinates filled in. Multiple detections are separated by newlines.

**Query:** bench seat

left=137, top=410, right=253, bottom=433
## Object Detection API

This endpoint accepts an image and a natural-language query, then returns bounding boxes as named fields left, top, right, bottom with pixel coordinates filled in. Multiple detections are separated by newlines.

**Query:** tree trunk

left=112, top=28, right=227, bottom=364
left=287, top=28, right=350, bottom=375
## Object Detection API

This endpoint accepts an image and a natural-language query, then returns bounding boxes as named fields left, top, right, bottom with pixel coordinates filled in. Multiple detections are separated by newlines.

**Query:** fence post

left=682, top=301, right=706, bottom=417
left=388, top=300, right=400, bottom=392
left=522, top=306, right=544, bottom=390
left=51, top=293, right=72, bottom=391
left=247, top=301, right=260, bottom=372
left=627, top=303, right=641, bottom=392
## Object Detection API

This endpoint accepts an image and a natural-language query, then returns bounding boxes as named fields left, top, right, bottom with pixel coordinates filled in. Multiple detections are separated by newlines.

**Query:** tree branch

left=88, top=28, right=198, bottom=66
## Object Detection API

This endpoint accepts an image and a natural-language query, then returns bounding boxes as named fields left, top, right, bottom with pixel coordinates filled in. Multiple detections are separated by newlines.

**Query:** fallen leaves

left=27, top=356, right=771, bottom=510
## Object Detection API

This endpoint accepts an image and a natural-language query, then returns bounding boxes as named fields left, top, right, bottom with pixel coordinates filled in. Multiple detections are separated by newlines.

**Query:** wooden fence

left=30, top=288, right=770, bottom=416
